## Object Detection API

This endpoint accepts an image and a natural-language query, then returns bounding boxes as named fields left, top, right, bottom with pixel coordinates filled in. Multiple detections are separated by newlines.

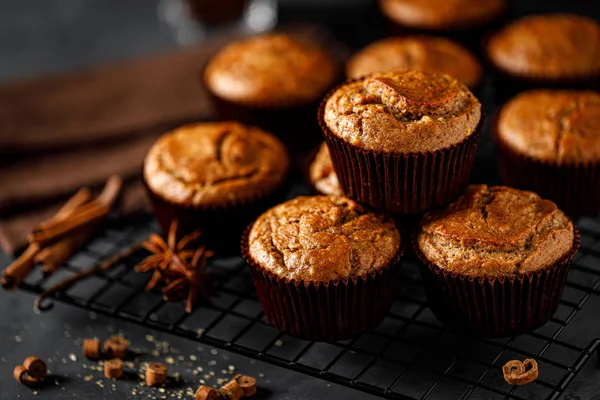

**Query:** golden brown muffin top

left=323, top=70, right=481, bottom=153
left=487, top=14, right=600, bottom=79
left=346, top=36, right=482, bottom=89
left=497, top=90, right=600, bottom=164
left=379, top=0, right=506, bottom=30
left=144, top=122, right=289, bottom=206
left=309, top=143, right=343, bottom=196
left=418, top=185, right=574, bottom=277
left=248, top=196, right=401, bottom=282
left=204, top=34, right=338, bottom=107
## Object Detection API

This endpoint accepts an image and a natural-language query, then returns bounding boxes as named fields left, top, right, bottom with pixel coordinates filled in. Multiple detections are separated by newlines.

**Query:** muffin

left=308, top=142, right=343, bottom=196
left=486, top=14, right=600, bottom=96
left=413, top=185, right=579, bottom=337
left=495, top=90, right=600, bottom=216
left=346, top=36, right=482, bottom=90
left=242, top=195, right=404, bottom=341
left=319, top=69, right=482, bottom=214
left=204, top=33, right=338, bottom=149
left=143, top=122, right=289, bottom=252
left=378, top=0, right=507, bottom=51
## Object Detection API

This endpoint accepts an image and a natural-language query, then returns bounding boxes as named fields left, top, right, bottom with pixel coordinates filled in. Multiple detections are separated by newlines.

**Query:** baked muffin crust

left=379, top=0, right=506, bottom=30
left=497, top=90, right=600, bottom=164
left=346, top=36, right=482, bottom=88
left=324, top=70, right=481, bottom=153
left=309, top=143, right=343, bottom=196
left=248, top=196, right=401, bottom=281
left=204, top=34, right=337, bottom=107
left=144, top=122, right=288, bottom=206
left=418, top=185, right=574, bottom=277
left=487, top=14, right=600, bottom=79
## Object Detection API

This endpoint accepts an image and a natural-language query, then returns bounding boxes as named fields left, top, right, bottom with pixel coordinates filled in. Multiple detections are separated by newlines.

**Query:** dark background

left=1, top=0, right=600, bottom=399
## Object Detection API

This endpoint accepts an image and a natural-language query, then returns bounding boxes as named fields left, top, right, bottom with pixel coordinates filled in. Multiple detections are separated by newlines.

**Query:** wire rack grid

left=15, top=209, right=600, bottom=400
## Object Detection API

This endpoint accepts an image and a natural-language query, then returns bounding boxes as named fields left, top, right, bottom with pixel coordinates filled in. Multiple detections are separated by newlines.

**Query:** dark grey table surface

left=1, top=0, right=600, bottom=399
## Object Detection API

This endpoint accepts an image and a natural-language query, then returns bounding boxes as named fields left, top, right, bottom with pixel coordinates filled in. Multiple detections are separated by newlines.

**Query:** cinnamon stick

left=35, top=176, right=122, bottom=275
left=35, top=232, right=94, bottom=276
left=28, top=201, right=109, bottom=247
left=28, top=176, right=122, bottom=247
left=1, top=188, right=91, bottom=289
left=53, top=187, right=93, bottom=220
left=1, top=243, right=40, bottom=290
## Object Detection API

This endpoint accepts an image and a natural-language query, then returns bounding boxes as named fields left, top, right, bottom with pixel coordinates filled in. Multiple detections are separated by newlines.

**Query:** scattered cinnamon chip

left=196, top=385, right=220, bottom=400
left=220, top=379, right=244, bottom=400
left=145, top=362, right=168, bottom=387
left=503, top=359, right=539, bottom=385
left=235, top=374, right=257, bottom=396
left=83, top=338, right=101, bottom=360
left=22, top=357, right=47, bottom=381
left=13, top=365, right=39, bottom=386
left=197, top=373, right=257, bottom=400
left=104, top=336, right=128, bottom=359
left=104, top=358, right=124, bottom=380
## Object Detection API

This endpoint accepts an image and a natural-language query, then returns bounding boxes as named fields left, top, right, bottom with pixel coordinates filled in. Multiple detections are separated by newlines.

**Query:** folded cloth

left=0, top=42, right=223, bottom=154
left=0, top=134, right=162, bottom=215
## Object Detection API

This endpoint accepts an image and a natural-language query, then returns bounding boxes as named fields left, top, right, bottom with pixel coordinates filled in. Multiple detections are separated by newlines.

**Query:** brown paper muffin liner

left=492, top=115, right=600, bottom=216
left=318, top=87, right=482, bottom=214
left=241, top=225, right=406, bottom=341
left=411, top=227, right=580, bottom=337
left=143, top=174, right=287, bottom=256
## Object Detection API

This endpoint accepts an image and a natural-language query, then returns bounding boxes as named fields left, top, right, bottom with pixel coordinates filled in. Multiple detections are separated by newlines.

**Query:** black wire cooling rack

left=15, top=207, right=600, bottom=400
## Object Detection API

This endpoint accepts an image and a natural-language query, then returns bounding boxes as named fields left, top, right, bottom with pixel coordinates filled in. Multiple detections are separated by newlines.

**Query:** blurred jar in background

left=159, top=0, right=278, bottom=44
left=187, top=0, right=247, bottom=25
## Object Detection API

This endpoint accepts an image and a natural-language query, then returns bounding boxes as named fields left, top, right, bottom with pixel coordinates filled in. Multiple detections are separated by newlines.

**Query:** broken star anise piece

left=135, top=220, right=214, bottom=313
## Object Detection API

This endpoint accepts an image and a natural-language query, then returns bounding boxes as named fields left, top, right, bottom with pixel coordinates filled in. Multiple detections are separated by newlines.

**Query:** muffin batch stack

left=142, top=2, right=599, bottom=341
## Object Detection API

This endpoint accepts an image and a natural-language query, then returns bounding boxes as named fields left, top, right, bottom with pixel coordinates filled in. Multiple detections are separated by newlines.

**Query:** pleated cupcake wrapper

left=142, top=175, right=287, bottom=255
left=411, top=227, right=580, bottom=337
left=492, top=114, right=600, bottom=216
left=241, top=225, right=406, bottom=341
left=318, top=86, right=482, bottom=214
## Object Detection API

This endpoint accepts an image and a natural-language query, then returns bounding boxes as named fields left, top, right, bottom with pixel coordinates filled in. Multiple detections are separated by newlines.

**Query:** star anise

left=135, top=220, right=214, bottom=313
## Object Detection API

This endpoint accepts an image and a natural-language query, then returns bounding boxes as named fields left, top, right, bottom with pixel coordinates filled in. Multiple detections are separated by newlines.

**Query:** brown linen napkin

left=0, top=42, right=224, bottom=154
left=0, top=134, right=158, bottom=215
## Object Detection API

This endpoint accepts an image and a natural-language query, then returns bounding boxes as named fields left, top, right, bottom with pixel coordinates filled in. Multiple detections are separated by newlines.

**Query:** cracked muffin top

left=487, top=14, right=600, bottom=80
left=248, top=196, right=401, bottom=281
left=309, top=143, right=343, bottom=196
left=417, top=185, right=574, bottom=277
left=204, top=34, right=338, bottom=107
left=379, top=0, right=506, bottom=31
left=323, top=70, right=481, bottom=153
left=496, top=90, right=600, bottom=164
left=144, top=122, right=289, bottom=206
left=346, top=36, right=482, bottom=89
